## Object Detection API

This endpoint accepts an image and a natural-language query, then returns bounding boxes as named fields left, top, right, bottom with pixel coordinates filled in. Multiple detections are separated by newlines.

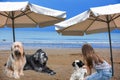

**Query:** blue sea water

left=0, top=28, right=120, bottom=50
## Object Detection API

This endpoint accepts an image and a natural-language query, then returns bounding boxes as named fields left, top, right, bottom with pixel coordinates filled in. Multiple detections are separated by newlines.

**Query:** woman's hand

left=83, top=65, right=92, bottom=75
left=83, top=65, right=87, bottom=69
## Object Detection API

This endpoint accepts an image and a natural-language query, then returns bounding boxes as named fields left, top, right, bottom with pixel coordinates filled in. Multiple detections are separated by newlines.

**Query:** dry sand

left=0, top=48, right=120, bottom=80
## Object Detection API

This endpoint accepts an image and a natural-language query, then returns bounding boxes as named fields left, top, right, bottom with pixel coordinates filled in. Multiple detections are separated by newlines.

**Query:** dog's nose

left=14, top=50, right=21, bottom=56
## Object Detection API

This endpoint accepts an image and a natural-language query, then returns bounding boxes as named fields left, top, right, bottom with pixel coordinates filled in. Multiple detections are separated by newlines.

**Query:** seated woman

left=81, top=44, right=112, bottom=80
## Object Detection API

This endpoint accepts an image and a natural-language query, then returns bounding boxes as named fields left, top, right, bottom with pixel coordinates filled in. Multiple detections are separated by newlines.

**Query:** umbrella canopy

left=0, top=1, right=66, bottom=42
left=55, top=3, right=120, bottom=76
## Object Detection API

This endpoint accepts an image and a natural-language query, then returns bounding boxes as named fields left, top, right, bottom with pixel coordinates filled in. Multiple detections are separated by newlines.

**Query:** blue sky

left=1, top=0, right=120, bottom=31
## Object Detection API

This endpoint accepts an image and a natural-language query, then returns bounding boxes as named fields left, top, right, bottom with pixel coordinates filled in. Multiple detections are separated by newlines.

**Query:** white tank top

left=93, top=60, right=111, bottom=70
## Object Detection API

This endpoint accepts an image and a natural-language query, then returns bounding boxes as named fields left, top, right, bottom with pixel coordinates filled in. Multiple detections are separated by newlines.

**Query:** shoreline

left=0, top=45, right=120, bottom=51
left=0, top=41, right=120, bottom=50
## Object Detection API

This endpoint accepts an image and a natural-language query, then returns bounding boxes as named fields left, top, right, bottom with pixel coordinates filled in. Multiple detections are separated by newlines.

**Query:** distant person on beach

left=81, top=44, right=112, bottom=80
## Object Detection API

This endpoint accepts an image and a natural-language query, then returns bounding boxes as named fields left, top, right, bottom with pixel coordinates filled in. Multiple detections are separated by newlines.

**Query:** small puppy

left=4, top=42, right=26, bottom=79
left=24, top=49, right=56, bottom=75
left=70, top=60, right=87, bottom=80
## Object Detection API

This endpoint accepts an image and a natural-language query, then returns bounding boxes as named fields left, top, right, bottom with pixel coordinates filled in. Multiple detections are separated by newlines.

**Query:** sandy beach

left=0, top=48, right=120, bottom=80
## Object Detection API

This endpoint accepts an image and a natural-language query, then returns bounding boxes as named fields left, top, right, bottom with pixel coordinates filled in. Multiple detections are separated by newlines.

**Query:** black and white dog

left=70, top=60, right=87, bottom=80
left=24, top=49, right=56, bottom=75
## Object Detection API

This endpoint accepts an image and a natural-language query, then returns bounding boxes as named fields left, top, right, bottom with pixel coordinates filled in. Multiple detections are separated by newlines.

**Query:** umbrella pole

left=107, top=22, right=114, bottom=76
left=11, top=12, right=15, bottom=42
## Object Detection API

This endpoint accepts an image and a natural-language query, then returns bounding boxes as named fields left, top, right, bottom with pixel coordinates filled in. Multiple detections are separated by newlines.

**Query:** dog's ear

left=11, top=47, right=13, bottom=51
left=82, top=62, right=85, bottom=66
left=72, top=62, right=75, bottom=67
left=23, top=52, right=25, bottom=56
left=79, top=60, right=84, bottom=66
left=11, top=53, right=14, bottom=59
left=77, top=60, right=84, bottom=68
left=37, top=49, right=42, bottom=53
left=33, top=52, right=38, bottom=60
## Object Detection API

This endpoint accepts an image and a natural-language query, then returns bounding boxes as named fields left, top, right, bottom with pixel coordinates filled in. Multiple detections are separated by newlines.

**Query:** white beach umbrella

left=0, top=1, right=66, bottom=42
left=55, top=3, right=120, bottom=76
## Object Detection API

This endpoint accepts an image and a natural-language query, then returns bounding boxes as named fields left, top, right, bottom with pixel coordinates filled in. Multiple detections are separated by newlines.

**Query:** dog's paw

left=14, top=75, right=20, bottom=79
left=49, top=71, right=56, bottom=75
left=13, top=73, right=20, bottom=79
left=20, top=72, right=24, bottom=76
left=4, top=69, right=13, bottom=78
left=35, top=67, right=42, bottom=72
left=6, top=72, right=13, bottom=78
left=38, top=67, right=43, bottom=71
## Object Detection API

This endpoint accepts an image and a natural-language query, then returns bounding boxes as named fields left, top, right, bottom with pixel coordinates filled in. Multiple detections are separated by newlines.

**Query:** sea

left=0, top=28, right=120, bottom=50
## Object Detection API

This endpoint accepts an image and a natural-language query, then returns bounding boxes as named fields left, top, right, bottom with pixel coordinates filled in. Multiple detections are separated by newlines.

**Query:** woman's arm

left=87, top=66, right=92, bottom=75
left=83, top=65, right=92, bottom=75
